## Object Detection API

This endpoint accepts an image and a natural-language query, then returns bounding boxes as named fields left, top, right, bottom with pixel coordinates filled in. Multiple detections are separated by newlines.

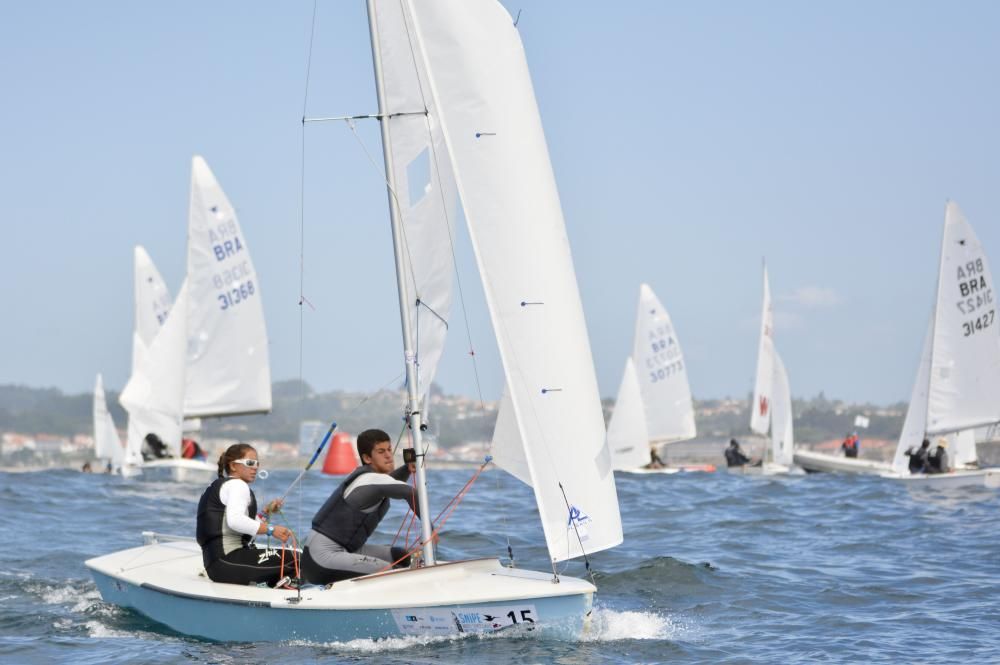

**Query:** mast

left=365, top=0, right=436, bottom=565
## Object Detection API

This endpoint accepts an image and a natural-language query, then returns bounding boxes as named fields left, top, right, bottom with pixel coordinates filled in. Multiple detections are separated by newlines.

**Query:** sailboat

left=879, top=202, right=1000, bottom=488
left=119, top=157, right=271, bottom=481
left=736, top=265, right=796, bottom=475
left=87, top=0, right=621, bottom=641
left=92, top=373, right=125, bottom=473
left=607, top=284, right=705, bottom=473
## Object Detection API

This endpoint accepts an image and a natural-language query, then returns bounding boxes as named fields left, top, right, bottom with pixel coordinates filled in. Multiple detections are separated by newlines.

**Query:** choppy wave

left=2, top=468, right=999, bottom=664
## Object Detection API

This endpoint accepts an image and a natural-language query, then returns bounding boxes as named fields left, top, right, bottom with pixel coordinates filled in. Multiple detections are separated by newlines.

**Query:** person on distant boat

left=644, top=446, right=666, bottom=469
left=904, top=438, right=931, bottom=474
left=724, top=439, right=751, bottom=467
left=81, top=462, right=92, bottom=473
left=196, top=443, right=296, bottom=587
left=181, top=437, right=207, bottom=461
left=301, top=429, right=419, bottom=584
left=925, top=439, right=950, bottom=474
left=142, top=432, right=171, bottom=460
left=841, top=433, right=859, bottom=458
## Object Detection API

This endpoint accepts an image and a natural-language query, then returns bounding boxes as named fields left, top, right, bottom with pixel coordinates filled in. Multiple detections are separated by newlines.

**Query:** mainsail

left=123, top=246, right=174, bottom=464
left=607, top=358, right=653, bottom=470
left=750, top=265, right=774, bottom=437
left=926, top=201, right=1000, bottom=435
left=769, top=351, right=794, bottom=466
left=183, top=156, right=271, bottom=418
left=632, top=284, right=696, bottom=443
left=93, top=373, right=124, bottom=468
left=404, top=0, right=622, bottom=561
left=120, top=282, right=189, bottom=458
left=372, top=0, right=458, bottom=404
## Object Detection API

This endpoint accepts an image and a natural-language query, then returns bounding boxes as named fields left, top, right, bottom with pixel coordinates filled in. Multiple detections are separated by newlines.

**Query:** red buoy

left=322, top=432, right=358, bottom=475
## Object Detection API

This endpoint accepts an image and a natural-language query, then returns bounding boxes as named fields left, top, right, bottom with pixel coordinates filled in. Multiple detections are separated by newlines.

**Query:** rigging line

left=558, top=481, right=598, bottom=590
left=296, top=0, right=320, bottom=541
left=343, top=119, right=421, bottom=299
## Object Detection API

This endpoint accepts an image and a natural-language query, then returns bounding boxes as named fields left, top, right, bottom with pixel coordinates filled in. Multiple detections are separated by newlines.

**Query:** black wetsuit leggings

left=205, top=546, right=297, bottom=586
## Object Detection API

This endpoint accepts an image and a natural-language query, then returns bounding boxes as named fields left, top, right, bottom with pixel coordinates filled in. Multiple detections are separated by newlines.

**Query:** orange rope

left=380, top=458, right=492, bottom=572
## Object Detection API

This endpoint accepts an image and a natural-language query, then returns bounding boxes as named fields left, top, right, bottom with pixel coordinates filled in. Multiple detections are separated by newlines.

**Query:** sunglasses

left=233, top=458, right=260, bottom=468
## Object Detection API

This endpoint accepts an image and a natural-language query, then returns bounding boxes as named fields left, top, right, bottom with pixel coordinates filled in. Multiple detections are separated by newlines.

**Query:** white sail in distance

left=93, top=374, right=124, bottom=468
left=750, top=264, right=774, bottom=436
left=926, top=201, right=1000, bottom=435
left=372, top=0, right=458, bottom=405
left=769, top=352, right=794, bottom=466
left=120, top=282, right=189, bottom=458
left=892, top=318, right=933, bottom=474
left=124, top=246, right=174, bottom=464
left=406, top=0, right=622, bottom=562
left=631, top=284, right=696, bottom=443
left=183, top=156, right=271, bottom=418
left=607, top=358, right=653, bottom=470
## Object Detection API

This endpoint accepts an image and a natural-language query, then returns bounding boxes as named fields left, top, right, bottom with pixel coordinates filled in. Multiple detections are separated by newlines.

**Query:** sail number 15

left=962, top=309, right=994, bottom=337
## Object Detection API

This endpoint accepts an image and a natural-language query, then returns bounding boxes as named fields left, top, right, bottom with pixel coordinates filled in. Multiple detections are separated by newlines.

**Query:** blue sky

left=2, top=1, right=999, bottom=405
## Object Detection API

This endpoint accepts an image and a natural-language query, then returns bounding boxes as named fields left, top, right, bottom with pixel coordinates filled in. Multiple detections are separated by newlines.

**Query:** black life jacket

left=311, top=465, right=389, bottom=553
left=196, top=477, right=258, bottom=569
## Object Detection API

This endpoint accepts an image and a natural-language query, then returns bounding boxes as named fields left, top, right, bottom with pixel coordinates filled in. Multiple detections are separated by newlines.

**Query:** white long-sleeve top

left=220, top=478, right=261, bottom=554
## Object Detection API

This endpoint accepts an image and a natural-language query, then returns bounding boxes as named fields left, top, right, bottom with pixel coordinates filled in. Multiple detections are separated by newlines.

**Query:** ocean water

left=2, top=466, right=999, bottom=663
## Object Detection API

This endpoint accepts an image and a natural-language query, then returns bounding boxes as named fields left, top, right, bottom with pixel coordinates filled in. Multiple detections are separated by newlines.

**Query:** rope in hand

left=265, top=508, right=301, bottom=584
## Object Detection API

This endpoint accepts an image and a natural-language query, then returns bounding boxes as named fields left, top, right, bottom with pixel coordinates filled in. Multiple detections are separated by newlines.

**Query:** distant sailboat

left=739, top=265, right=795, bottom=475
left=607, top=357, right=674, bottom=472
left=881, top=202, right=1000, bottom=488
left=120, top=157, right=271, bottom=480
left=606, top=284, right=703, bottom=473
left=120, top=246, right=177, bottom=474
left=92, top=373, right=125, bottom=472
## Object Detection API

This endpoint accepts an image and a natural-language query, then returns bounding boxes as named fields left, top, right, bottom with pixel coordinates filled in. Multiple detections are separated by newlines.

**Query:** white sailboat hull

left=126, top=458, right=217, bottom=483
left=616, top=467, right=681, bottom=475
left=86, top=534, right=594, bottom=642
left=792, top=450, right=892, bottom=476
left=726, top=462, right=794, bottom=476
left=879, top=467, right=1000, bottom=489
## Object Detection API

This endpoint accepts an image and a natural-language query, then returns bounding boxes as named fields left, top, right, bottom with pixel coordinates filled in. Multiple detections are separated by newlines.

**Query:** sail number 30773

left=962, top=309, right=994, bottom=337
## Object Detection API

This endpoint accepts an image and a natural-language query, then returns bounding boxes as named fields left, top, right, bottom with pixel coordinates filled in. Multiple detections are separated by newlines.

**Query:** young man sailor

left=301, top=429, right=420, bottom=584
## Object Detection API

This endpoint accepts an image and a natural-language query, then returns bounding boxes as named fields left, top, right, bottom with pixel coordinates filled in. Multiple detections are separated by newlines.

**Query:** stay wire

left=296, top=0, right=320, bottom=541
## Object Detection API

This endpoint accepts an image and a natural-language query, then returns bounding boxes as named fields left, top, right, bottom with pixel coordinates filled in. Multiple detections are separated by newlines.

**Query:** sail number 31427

left=962, top=309, right=994, bottom=337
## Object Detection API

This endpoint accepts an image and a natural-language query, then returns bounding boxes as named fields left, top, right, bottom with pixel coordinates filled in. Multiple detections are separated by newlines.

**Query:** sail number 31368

left=218, top=280, right=255, bottom=310
left=962, top=309, right=994, bottom=337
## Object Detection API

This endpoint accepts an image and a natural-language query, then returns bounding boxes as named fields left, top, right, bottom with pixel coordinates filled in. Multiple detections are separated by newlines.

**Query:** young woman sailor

left=196, top=443, right=296, bottom=586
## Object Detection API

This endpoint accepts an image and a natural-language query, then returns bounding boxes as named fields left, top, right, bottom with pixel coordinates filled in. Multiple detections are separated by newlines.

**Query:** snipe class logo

left=759, top=396, right=769, bottom=416
left=567, top=505, right=593, bottom=539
